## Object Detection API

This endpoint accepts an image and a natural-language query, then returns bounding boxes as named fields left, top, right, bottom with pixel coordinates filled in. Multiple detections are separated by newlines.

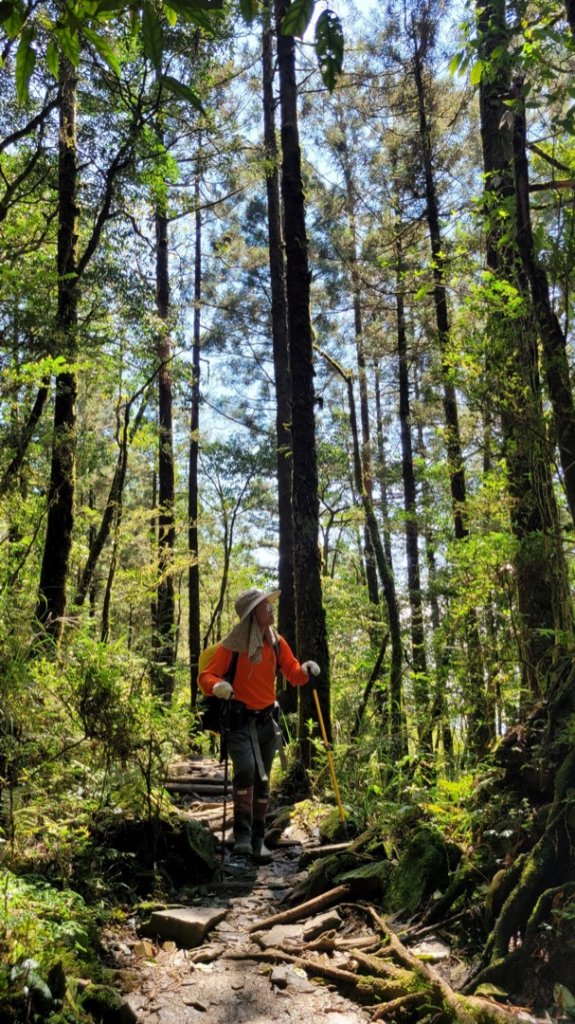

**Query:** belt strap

left=248, top=718, right=268, bottom=782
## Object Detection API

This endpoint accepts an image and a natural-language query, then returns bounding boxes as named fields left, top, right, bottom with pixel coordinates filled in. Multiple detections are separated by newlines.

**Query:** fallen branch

left=248, top=884, right=350, bottom=932
left=299, top=842, right=354, bottom=865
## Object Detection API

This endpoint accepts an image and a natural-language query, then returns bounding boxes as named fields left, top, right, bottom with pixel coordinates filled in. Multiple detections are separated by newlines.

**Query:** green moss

left=335, top=859, right=392, bottom=898
left=386, top=826, right=450, bottom=915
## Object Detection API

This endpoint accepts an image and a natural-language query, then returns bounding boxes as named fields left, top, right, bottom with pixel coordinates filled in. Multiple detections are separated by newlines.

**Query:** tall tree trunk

left=374, top=365, right=394, bottom=572
left=476, top=0, right=572, bottom=707
left=335, top=114, right=379, bottom=607
left=322, top=349, right=406, bottom=760
left=189, top=166, right=202, bottom=710
left=153, top=203, right=176, bottom=698
left=275, top=0, right=330, bottom=760
left=74, top=389, right=148, bottom=608
left=511, top=78, right=575, bottom=527
left=413, top=369, right=453, bottom=758
left=0, top=382, right=49, bottom=498
left=410, top=23, right=490, bottom=755
left=395, top=224, right=430, bottom=749
left=262, top=4, right=297, bottom=715
left=36, top=57, right=79, bottom=641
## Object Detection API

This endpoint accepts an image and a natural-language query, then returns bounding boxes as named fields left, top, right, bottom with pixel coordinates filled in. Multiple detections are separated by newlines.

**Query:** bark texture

left=36, top=57, right=79, bottom=639
left=262, top=3, right=297, bottom=687
left=275, top=0, right=330, bottom=757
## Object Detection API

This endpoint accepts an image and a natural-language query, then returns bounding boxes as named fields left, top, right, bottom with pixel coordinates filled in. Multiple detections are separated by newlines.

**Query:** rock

left=254, top=923, right=304, bottom=948
left=144, top=906, right=229, bottom=947
left=132, top=939, right=156, bottom=959
left=335, top=860, right=392, bottom=899
left=81, top=983, right=138, bottom=1024
left=46, top=960, right=67, bottom=1001
left=302, top=910, right=342, bottom=940
left=387, top=826, right=453, bottom=914
left=270, top=966, right=316, bottom=993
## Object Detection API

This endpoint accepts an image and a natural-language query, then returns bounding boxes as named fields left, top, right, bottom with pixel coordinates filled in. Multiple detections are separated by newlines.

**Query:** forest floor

left=101, top=758, right=375, bottom=1024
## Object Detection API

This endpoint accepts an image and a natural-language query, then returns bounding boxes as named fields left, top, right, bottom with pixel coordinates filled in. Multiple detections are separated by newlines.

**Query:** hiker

left=198, top=587, right=320, bottom=861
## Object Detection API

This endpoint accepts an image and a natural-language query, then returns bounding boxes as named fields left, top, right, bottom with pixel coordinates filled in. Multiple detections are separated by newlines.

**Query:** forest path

left=106, top=758, right=372, bottom=1024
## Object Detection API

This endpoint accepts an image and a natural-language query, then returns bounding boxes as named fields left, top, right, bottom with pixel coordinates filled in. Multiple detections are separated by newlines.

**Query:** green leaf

left=15, top=27, right=36, bottom=104
left=57, top=26, right=81, bottom=65
left=142, top=1, right=163, bottom=68
left=314, top=8, right=343, bottom=92
left=448, top=51, right=462, bottom=75
left=239, top=0, right=259, bottom=21
left=82, top=26, right=122, bottom=75
left=0, top=0, right=16, bottom=22
left=95, top=0, right=130, bottom=12
left=45, top=38, right=59, bottom=79
left=469, top=59, right=483, bottom=86
left=161, top=73, right=204, bottom=112
left=163, top=0, right=222, bottom=29
left=281, top=0, right=314, bottom=38
left=96, top=0, right=131, bottom=10
left=0, top=0, right=25, bottom=37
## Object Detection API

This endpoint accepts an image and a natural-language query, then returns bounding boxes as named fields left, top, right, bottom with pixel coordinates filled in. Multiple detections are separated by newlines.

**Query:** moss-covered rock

left=386, top=825, right=457, bottom=915
left=335, top=859, right=393, bottom=898
left=318, top=808, right=354, bottom=843
left=77, top=810, right=218, bottom=896
left=81, top=983, right=137, bottom=1023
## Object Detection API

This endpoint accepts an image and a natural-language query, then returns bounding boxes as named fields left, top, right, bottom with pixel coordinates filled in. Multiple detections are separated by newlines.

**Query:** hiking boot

left=252, top=838, right=272, bottom=863
left=233, top=836, right=253, bottom=856
left=232, top=785, right=253, bottom=857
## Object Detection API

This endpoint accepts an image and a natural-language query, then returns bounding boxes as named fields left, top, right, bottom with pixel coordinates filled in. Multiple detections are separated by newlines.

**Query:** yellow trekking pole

left=311, top=686, right=346, bottom=824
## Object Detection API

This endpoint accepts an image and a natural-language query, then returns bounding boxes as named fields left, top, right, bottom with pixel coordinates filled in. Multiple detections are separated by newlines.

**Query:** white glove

left=213, top=681, right=233, bottom=700
left=302, top=660, right=320, bottom=677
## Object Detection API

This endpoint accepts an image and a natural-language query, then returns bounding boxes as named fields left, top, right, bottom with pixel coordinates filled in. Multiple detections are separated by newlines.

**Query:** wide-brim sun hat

left=234, top=587, right=281, bottom=622
left=222, top=587, right=281, bottom=660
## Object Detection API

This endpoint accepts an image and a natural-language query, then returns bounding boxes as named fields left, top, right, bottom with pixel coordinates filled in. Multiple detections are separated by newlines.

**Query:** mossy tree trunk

left=36, top=57, right=79, bottom=640
left=464, top=0, right=575, bottom=991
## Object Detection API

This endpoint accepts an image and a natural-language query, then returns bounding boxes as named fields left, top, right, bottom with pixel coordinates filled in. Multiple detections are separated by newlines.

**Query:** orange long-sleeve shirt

left=198, top=634, right=308, bottom=711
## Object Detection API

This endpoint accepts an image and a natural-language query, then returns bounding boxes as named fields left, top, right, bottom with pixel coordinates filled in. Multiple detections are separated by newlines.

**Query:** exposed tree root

left=227, top=946, right=412, bottom=999
left=464, top=749, right=575, bottom=994
left=419, top=863, right=483, bottom=927
left=368, top=992, right=425, bottom=1020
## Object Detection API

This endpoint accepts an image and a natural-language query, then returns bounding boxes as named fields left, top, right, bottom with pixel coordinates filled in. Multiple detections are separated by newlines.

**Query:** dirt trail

left=105, top=759, right=371, bottom=1024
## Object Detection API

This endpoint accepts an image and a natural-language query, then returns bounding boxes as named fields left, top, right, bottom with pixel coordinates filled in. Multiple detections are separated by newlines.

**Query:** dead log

left=165, top=783, right=229, bottom=796
left=248, top=884, right=350, bottom=932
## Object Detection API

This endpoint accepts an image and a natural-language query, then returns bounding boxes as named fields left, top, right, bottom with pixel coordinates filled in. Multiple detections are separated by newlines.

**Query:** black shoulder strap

left=273, top=635, right=281, bottom=679
left=225, top=650, right=239, bottom=684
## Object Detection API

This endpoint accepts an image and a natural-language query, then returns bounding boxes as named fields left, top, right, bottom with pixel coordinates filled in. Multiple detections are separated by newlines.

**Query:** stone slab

left=302, top=910, right=342, bottom=941
left=146, top=907, right=228, bottom=948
